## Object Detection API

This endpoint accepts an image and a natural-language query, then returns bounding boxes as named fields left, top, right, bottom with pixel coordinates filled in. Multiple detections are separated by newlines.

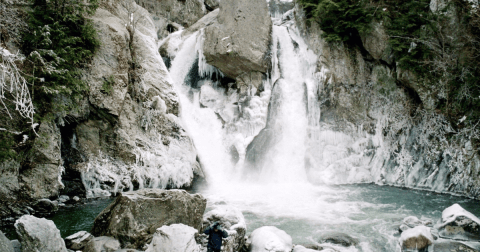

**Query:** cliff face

left=294, top=1, right=480, bottom=198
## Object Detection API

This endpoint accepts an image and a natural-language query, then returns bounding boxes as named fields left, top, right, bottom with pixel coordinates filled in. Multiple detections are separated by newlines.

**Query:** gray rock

left=203, top=0, right=272, bottom=78
left=145, top=224, right=200, bottom=252
left=32, top=199, right=59, bottom=215
left=83, top=236, right=120, bottom=252
left=11, top=240, right=21, bottom=252
left=58, top=195, right=70, bottom=203
left=399, top=216, right=434, bottom=233
left=202, top=205, right=246, bottom=251
left=0, top=230, right=14, bottom=252
left=399, top=226, right=433, bottom=252
left=360, top=21, right=391, bottom=63
left=14, top=215, right=67, bottom=252
left=91, top=189, right=207, bottom=249
left=293, top=245, right=321, bottom=252
left=437, top=204, right=480, bottom=241
left=72, top=196, right=80, bottom=202
left=64, top=231, right=93, bottom=250
left=434, top=238, right=480, bottom=252
left=205, top=0, right=219, bottom=10
left=318, top=232, right=359, bottom=247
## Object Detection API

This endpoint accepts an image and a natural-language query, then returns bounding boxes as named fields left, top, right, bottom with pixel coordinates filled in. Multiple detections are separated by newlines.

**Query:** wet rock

left=58, top=195, right=70, bottom=203
left=437, top=203, right=480, bottom=241
left=0, top=230, right=14, bottom=252
left=203, top=0, right=272, bottom=78
left=434, top=238, right=480, bottom=251
left=399, top=216, right=434, bottom=233
left=399, top=225, right=433, bottom=252
left=32, top=198, right=59, bottom=216
left=91, top=189, right=206, bottom=249
left=202, top=205, right=247, bottom=251
left=249, top=226, right=292, bottom=252
left=64, top=231, right=93, bottom=250
left=72, top=196, right=80, bottom=202
left=83, top=236, right=120, bottom=252
left=14, top=215, right=67, bottom=252
left=318, top=232, right=359, bottom=247
left=145, top=224, right=201, bottom=252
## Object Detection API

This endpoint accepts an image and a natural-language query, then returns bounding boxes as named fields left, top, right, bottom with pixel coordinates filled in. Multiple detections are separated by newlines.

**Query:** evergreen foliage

left=22, top=0, right=100, bottom=118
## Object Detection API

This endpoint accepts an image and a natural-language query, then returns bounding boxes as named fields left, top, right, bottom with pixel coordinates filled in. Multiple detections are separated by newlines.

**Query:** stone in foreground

left=83, top=236, right=120, bottom=252
left=202, top=205, right=247, bottom=251
left=91, top=188, right=206, bottom=249
left=0, top=230, right=14, bottom=252
left=14, top=215, right=67, bottom=252
left=437, top=203, right=480, bottom=241
left=249, top=226, right=292, bottom=252
left=399, top=225, right=433, bottom=251
left=64, top=231, right=93, bottom=250
left=146, top=224, right=200, bottom=252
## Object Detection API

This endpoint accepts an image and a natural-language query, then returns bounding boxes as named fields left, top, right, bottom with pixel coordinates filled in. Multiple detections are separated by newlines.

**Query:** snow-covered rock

left=202, top=205, right=247, bottom=252
left=317, top=232, right=359, bottom=247
left=83, top=236, right=120, bottom=252
left=0, top=230, right=14, bottom=252
left=64, top=231, right=93, bottom=250
left=249, top=226, right=292, bottom=252
left=399, top=225, right=433, bottom=251
left=146, top=224, right=201, bottom=252
left=91, top=189, right=206, bottom=249
left=400, top=216, right=434, bottom=232
left=437, top=203, right=480, bottom=241
left=14, top=215, right=67, bottom=252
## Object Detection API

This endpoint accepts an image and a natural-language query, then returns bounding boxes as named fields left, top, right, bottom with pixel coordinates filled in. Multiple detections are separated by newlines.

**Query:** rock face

left=76, top=0, right=201, bottom=198
left=32, top=199, right=59, bottom=216
left=202, top=206, right=247, bottom=252
left=91, top=189, right=207, bottom=249
left=65, top=231, right=93, bottom=250
left=203, top=0, right=272, bottom=78
left=83, top=236, right=120, bottom=252
left=249, top=226, right=292, bottom=252
left=134, top=0, right=206, bottom=39
left=14, top=215, right=67, bottom=252
left=146, top=224, right=201, bottom=252
left=399, top=226, right=434, bottom=251
left=437, top=204, right=480, bottom=241
left=0, top=230, right=14, bottom=252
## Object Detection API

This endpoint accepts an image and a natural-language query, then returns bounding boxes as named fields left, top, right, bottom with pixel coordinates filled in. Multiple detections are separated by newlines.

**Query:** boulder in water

left=202, top=205, right=247, bottom=251
left=437, top=203, right=480, bottom=241
left=293, top=245, right=322, bottom=252
left=317, top=232, right=359, bottom=247
left=249, top=226, right=292, bottom=252
left=399, top=225, right=433, bottom=251
left=64, top=231, right=93, bottom=250
left=58, top=195, right=70, bottom=203
left=32, top=198, right=59, bottom=216
left=145, top=224, right=201, bottom=252
left=0, top=230, right=14, bottom=252
left=91, top=188, right=206, bottom=249
left=14, top=215, right=67, bottom=252
left=83, top=236, right=120, bottom=252
left=400, top=216, right=434, bottom=233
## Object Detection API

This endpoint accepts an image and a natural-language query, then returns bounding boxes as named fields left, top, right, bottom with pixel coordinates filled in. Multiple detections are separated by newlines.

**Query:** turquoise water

left=1, top=184, right=479, bottom=251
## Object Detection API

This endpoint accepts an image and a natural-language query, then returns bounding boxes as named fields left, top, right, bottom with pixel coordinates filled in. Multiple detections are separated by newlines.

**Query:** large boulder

left=0, top=230, right=14, bottom=252
left=437, top=203, right=480, bottom=241
left=202, top=206, right=247, bottom=252
left=399, top=225, right=434, bottom=252
left=145, top=224, right=201, bottom=252
left=249, top=226, right=292, bottom=252
left=64, top=231, right=93, bottom=250
left=91, top=189, right=207, bottom=249
left=14, top=215, right=67, bottom=252
left=83, top=236, right=120, bottom=252
left=203, top=0, right=272, bottom=78
left=31, top=198, right=59, bottom=216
